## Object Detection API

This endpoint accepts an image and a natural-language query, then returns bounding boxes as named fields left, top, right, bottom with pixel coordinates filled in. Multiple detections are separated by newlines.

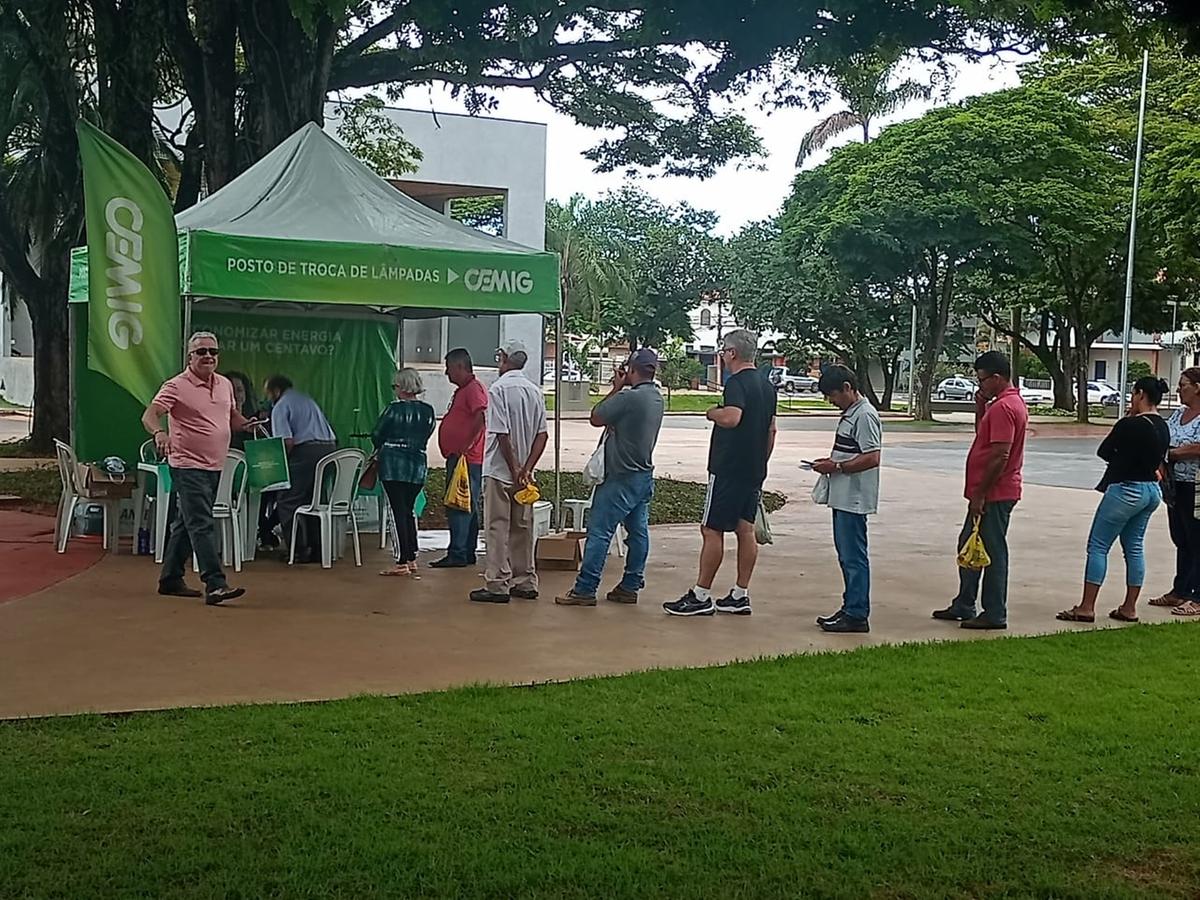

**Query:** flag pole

left=1119, top=49, right=1150, bottom=417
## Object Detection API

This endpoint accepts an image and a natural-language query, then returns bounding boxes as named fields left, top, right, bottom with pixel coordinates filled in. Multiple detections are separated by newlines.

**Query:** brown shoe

left=605, top=585, right=638, bottom=604
left=555, top=590, right=596, bottom=606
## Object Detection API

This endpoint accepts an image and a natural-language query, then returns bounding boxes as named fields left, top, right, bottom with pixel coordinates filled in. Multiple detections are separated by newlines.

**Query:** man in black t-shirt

left=664, top=330, right=777, bottom=617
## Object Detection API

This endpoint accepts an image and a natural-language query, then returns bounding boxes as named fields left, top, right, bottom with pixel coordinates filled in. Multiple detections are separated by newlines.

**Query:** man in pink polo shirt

left=141, top=331, right=258, bottom=605
left=933, top=350, right=1028, bottom=630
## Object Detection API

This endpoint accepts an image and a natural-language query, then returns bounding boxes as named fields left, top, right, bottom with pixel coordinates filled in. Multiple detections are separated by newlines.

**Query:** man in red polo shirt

left=431, top=347, right=488, bottom=568
left=933, top=350, right=1027, bottom=630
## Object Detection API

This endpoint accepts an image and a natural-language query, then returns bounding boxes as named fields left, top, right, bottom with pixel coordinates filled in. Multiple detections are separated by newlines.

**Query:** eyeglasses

left=191, top=347, right=219, bottom=357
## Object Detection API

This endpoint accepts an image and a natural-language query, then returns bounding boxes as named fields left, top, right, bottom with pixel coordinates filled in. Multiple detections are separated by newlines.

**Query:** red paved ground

left=0, top=512, right=104, bottom=604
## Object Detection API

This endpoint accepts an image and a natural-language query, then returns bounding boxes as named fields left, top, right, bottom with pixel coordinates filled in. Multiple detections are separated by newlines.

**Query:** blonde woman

left=372, top=368, right=435, bottom=576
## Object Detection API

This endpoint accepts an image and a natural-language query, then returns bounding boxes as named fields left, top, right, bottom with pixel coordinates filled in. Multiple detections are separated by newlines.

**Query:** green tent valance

left=69, top=122, right=560, bottom=315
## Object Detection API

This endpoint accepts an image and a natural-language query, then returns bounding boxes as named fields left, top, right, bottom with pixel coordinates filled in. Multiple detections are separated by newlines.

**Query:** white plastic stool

left=561, top=494, right=626, bottom=557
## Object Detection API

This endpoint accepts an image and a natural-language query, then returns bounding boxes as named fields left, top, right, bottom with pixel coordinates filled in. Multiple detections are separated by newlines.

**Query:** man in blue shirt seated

left=265, top=374, right=337, bottom=563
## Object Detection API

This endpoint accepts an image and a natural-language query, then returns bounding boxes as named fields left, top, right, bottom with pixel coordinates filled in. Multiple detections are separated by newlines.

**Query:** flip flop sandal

left=379, top=566, right=413, bottom=577
left=1056, top=609, right=1095, bottom=623
left=1109, top=609, right=1139, bottom=623
left=1149, top=594, right=1184, bottom=607
left=1171, top=601, right=1200, bottom=617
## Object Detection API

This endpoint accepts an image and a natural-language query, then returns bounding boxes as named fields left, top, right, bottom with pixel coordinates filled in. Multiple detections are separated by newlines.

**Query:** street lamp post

left=1118, top=49, right=1150, bottom=418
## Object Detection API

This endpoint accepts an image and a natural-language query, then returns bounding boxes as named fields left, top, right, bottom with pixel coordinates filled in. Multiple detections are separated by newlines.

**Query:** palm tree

left=795, top=54, right=931, bottom=166
left=545, top=194, right=634, bottom=333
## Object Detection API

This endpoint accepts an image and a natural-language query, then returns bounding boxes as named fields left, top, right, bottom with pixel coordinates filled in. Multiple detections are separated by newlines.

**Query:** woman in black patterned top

left=372, top=368, right=435, bottom=577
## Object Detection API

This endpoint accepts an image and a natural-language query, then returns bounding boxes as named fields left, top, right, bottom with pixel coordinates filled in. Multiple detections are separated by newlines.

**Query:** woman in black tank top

left=1057, top=376, right=1170, bottom=624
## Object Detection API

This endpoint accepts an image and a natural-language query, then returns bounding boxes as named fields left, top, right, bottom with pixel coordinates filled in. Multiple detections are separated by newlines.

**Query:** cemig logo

left=103, top=197, right=145, bottom=349
left=461, top=268, right=534, bottom=295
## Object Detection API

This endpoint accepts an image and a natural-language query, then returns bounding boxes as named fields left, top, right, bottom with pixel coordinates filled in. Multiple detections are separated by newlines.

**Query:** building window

left=699, top=308, right=711, bottom=327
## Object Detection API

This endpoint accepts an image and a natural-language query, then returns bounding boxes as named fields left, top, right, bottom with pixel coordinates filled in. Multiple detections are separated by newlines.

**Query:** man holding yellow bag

left=432, top=348, right=488, bottom=569
left=933, top=351, right=1027, bottom=631
left=470, top=341, right=548, bottom=604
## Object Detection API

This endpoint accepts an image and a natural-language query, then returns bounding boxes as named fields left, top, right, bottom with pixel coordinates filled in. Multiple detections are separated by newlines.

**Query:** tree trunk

left=878, top=352, right=898, bottom=411
left=854, top=352, right=881, bottom=409
left=23, top=252, right=71, bottom=453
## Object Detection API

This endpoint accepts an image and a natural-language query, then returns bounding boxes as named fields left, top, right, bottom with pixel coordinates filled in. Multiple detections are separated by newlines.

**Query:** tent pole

left=183, top=295, right=193, bottom=350
left=554, top=313, right=563, bottom=529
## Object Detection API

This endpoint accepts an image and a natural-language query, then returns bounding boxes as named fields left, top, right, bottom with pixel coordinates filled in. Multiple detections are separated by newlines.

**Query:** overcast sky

left=394, top=53, right=1024, bottom=236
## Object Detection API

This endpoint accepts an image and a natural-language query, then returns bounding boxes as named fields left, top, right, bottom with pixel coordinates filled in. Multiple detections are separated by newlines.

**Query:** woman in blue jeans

left=1058, top=376, right=1170, bottom=624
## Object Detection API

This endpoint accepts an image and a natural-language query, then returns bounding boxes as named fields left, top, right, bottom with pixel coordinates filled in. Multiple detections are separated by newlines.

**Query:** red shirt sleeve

left=465, top=381, right=488, bottom=415
left=988, top=400, right=1019, bottom=445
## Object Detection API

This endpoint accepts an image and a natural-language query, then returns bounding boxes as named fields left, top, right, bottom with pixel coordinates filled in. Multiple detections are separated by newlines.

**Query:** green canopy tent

left=68, top=122, right=565, bottom=517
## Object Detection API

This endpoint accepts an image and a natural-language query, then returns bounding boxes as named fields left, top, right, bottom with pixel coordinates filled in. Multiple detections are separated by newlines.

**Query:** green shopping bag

left=243, top=436, right=290, bottom=492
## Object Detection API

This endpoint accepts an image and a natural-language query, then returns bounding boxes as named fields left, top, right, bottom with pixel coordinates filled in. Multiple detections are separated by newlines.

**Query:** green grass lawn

left=2, top=626, right=1199, bottom=898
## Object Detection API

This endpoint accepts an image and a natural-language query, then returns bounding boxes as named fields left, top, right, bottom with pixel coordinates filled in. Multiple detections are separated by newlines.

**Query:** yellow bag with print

left=444, top=456, right=473, bottom=512
left=956, top=516, right=991, bottom=570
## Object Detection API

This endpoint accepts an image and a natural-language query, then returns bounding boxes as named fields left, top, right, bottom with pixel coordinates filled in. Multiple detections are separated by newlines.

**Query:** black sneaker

left=469, top=588, right=510, bottom=604
left=430, top=556, right=472, bottom=569
left=158, top=582, right=202, bottom=599
left=510, top=586, right=539, bottom=600
left=715, top=592, right=752, bottom=615
left=932, top=604, right=975, bottom=621
left=663, top=590, right=715, bottom=617
left=816, top=609, right=845, bottom=626
left=820, top=615, right=869, bottom=633
left=961, top=615, right=1007, bottom=630
left=205, top=586, right=245, bottom=606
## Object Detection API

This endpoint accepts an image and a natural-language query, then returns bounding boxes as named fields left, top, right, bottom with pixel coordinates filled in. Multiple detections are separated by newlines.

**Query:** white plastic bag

left=811, top=474, right=830, bottom=505
left=754, top=499, right=773, bottom=545
left=582, top=432, right=607, bottom=487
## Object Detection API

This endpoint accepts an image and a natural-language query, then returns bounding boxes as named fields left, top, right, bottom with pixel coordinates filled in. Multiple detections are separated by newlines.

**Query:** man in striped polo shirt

left=812, top=365, right=883, bottom=633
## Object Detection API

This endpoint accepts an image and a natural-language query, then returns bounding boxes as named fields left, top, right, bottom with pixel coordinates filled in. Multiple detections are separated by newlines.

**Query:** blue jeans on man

left=573, top=470, right=654, bottom=597
left=832, top=509, right=871, bottom=620
left=445, top=454, right=483, bottom=564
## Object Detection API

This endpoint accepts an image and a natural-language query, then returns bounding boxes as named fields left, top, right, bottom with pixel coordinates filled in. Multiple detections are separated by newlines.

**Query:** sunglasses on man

left=191, top=347, right=220, bottom=357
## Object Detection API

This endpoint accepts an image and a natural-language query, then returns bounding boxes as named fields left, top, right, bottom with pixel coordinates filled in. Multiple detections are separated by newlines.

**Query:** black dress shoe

left=469, top=588, right=510, bottom=604
left=158, top=582, right=202, bottom=598
left=816, top=609, right=845, bottom=626
left=430, top=556, right=471, bottom=569
left=510, top=587, right=539, bottom=600
left=932, top=604, right=975, bottom=621
left=820, top=615, right=869, bottom=634
left=961, top=615, right=1006, bottom=630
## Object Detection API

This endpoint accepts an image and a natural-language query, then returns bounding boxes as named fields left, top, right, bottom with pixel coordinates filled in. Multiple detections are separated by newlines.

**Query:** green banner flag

left=77, top=119, right=180, bottom=406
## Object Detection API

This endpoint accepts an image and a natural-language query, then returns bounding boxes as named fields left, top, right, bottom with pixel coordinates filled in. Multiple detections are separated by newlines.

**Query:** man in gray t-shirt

left=556, top=349, right=665, bottom=607
left=812, top=365, right=883, bottom=633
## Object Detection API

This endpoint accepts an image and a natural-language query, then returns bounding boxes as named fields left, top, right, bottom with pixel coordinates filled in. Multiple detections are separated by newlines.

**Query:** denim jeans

left=160, top=468, right=227, bottom=593
left=445, top=455, right=483, bottom=563
left=573, top=470, right=654, bottom=598
left=953, top=500, right=1016, bottom=624
left=1167, top=481, right=1200, bottom=600
left=1085, top=481, right=1161, bottom=587
left=832, top=509, right=871, bottom=620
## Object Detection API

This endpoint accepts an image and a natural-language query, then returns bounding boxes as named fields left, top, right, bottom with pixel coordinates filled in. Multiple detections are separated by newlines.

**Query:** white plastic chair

left=53, top=439, right=121, bottom=553
left=562, top=487, right=626, bottom=558
left=133, top=439, right=172, bottom=562
left=213, top=450, right=248, bottom=572
left=289, top=448, right=365, bottom=569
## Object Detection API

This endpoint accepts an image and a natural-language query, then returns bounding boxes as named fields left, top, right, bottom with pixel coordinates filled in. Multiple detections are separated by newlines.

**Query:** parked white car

left=768, top=366, right=820, bottom=393
left=935, top=376, right=977, bottom=401
left=1084, top=381, right=1121, bottom=405
left=1019, top=379, right=1054, bottom=405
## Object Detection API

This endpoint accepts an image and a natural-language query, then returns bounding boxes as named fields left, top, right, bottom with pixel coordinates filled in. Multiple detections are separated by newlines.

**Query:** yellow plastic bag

left=956, top=516, right=991, bottom=570
left=514, top=482, right=540, bottom=505
left=444, top=456, right=472, bottom=512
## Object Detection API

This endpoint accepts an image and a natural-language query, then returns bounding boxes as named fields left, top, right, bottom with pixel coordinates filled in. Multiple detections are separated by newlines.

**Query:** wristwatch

left=835, top=461, right=845, bottom=474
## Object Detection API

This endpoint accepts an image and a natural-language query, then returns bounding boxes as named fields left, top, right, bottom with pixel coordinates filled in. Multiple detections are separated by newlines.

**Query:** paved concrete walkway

left=0, top=422, right=1184, bottom=718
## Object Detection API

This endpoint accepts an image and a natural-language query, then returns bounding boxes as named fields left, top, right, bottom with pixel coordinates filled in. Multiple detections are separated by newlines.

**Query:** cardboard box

left=535, top=530, right=587, bottom=571
left=76, top=463, right=137, bottom=500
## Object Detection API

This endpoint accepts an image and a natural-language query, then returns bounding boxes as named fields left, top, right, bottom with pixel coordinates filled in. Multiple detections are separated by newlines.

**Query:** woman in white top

left=1152, top=367, right=1200, bottom=616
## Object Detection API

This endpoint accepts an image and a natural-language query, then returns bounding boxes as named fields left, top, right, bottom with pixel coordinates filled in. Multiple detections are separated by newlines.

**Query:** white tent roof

left=175, top=122, right=536, bottom=255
